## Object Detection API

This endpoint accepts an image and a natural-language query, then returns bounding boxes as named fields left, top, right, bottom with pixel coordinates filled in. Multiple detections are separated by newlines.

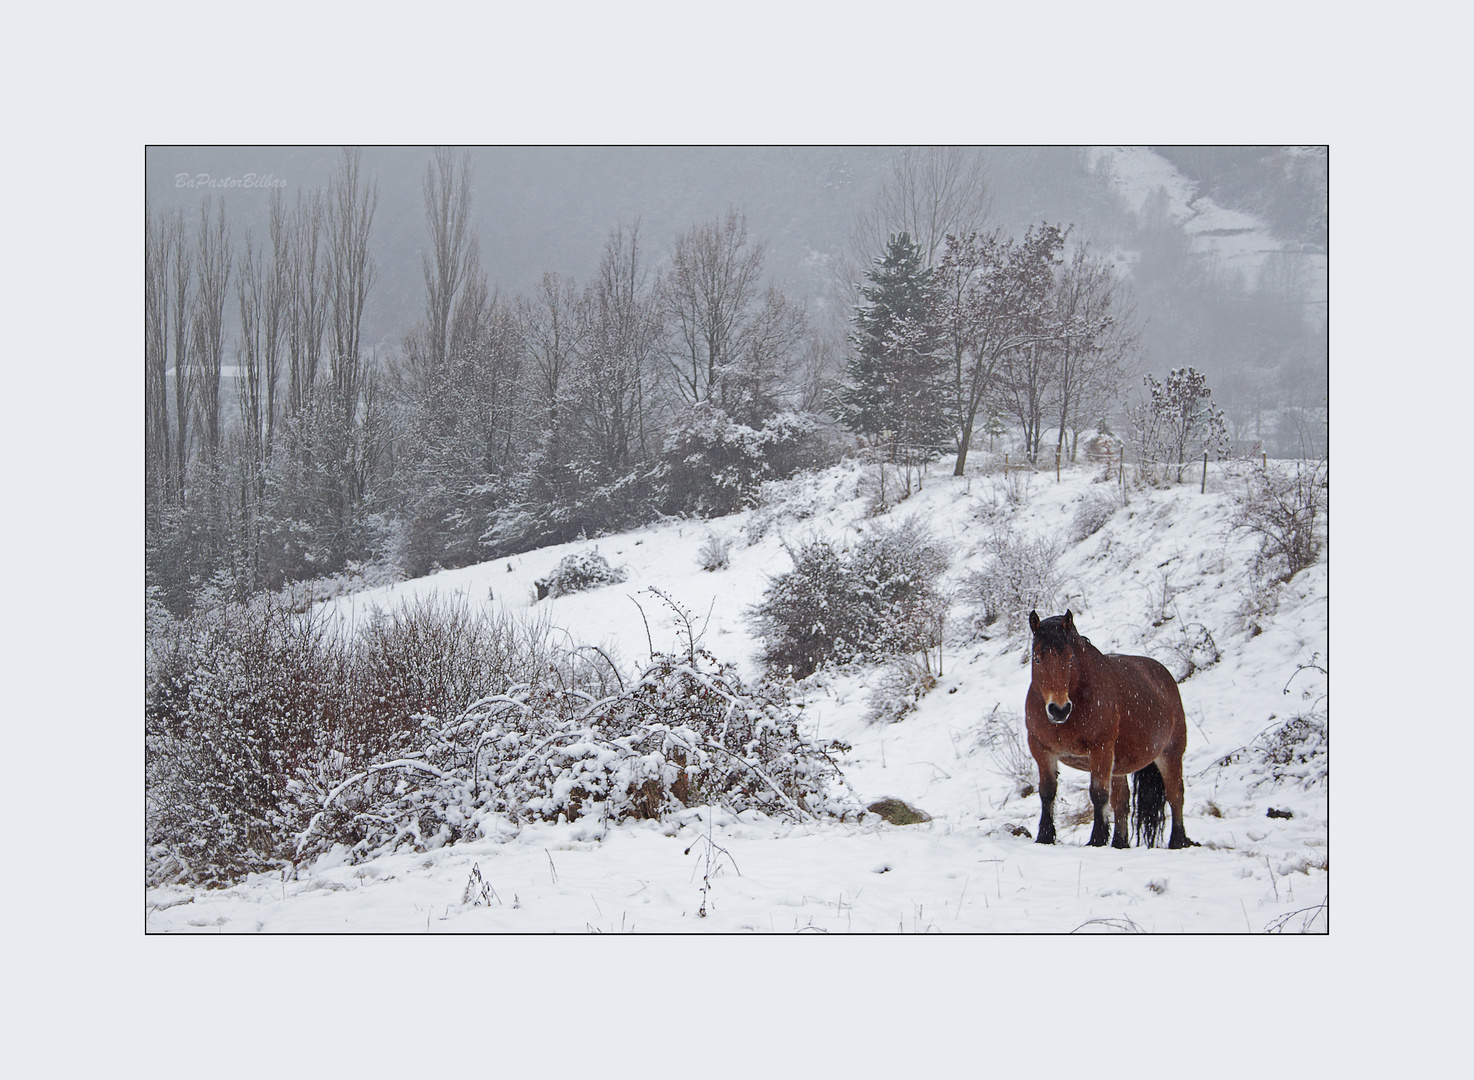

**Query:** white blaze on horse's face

left=1033, top=645, right=1074, bottom=722
left=1030, top=613, right=1078, bottom=725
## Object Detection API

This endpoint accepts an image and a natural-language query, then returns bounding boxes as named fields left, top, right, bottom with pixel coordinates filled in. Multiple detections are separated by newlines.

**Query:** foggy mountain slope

left=1090, top=145, right=1327, bottom=304
left=145, top=145, right=1326, bottom=356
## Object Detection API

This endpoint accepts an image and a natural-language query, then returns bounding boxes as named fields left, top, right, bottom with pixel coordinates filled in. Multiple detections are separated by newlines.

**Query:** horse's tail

left=1133, top=763, right=1167, bottom=849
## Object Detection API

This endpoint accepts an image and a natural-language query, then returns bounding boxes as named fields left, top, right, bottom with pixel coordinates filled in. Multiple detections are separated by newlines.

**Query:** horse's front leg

left=1031, top=747, right=1059, bottom=845
left=1109, top=773, right=1131, bottom=849
left=1087, top=749, right=1114, bottom=847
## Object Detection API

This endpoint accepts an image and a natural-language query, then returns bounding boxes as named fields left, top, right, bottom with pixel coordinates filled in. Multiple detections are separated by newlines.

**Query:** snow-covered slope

left=146, top=453, right=1328, bottom=933
left=1089, top=145, right=1327, bottom=302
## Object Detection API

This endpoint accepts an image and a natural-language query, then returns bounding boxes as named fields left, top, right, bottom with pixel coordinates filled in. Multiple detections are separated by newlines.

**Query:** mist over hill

left=144, top=144, right=1327, bottom=614
left=145, top=145, right=1327, bottom=431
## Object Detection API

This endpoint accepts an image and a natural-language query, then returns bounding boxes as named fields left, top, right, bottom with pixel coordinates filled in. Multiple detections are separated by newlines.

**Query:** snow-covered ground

left=146, top=452, right=1327, bottom=933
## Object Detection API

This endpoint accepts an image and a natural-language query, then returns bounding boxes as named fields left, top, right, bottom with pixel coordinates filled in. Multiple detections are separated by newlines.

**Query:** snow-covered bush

left=483, top=466, right=662, bottom=561
left=147, top=589, right=857, bottom=886
left=145, top=596, right=564, bottom=886
left=748, top=538, right=853, bottom=678
left=749, top=517, right=950, bottom=678
left=294, top=648, right=860, bottom=859
left=1254, top=715, right=1328, bottom=788
left=851, top=517, right=952, bottom=656
left=743, top=467, right=845, bottom=544
left=659, top=405, right=826, bottom=517
left=1216, top=656, right=1327, bottom=790
left=146, top=596, right=352, bottom=885
left=535, top=548, right=627, bottom=600
left=1071, top=491, right=1118, bottom=541
left=962, top=529, right=1061, bottom=633
left=1231, top=458, right=1327, bottom=583
left=1218, top=713, right=1327, bottom=792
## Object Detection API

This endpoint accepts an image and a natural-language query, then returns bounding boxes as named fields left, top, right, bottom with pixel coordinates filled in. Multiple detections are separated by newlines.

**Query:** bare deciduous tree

left=192, top=197, right=231, bottom=464
left=1127, top=367, right=1230, bottom=484
left=1049, top=245, right=1138, bottom=462
left=419, top=147, right=480, bottom=380
left=145, top=201, right=171, bottom=503
left=517, top=272, right=588, bottom=485
left=285, top=189, right=326, bottom=417
left=577, top=221, right=663, bottom=476
left=936, top=224, right=1063, bottom=473
left=168, top=208, right=192, bottom=501
left=853, top=147, right=993, bottom=269
left=320, top=148, right=384, bottom=553
left=663, top=210, right=763, bottom=412
left=326, top=147, right=378, bottom=429
left=727, top=285, right=807, bottom=424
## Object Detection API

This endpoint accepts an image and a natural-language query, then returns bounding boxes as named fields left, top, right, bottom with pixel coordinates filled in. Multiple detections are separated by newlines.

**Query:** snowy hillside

left=1089, top=145, right=1327, bottom=302
left=146, top=451, right=1328, bottom=933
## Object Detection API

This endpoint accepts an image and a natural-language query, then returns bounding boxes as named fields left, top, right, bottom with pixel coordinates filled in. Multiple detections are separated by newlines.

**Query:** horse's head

left=1029, top=609, right=1081, bottom=724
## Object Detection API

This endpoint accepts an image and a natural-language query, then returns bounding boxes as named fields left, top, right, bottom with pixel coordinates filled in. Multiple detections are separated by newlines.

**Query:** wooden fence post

left=1055, top=449, right=1061, bottom=482
left=1201, top=451, right=1208, bottom=494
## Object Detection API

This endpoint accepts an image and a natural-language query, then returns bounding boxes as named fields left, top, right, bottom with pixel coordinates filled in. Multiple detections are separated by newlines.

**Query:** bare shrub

left=1071, top=491, right=1118, bottom=542
left=990, top=467, right=1033, bottom=507
left=1231, top=458, right=1327, bottom=583
left=1234, top=562, right=1281, bottom=637
left=696, top=532, right=731, bottom=572
left=864, top=656, right=938, bottom=724
left=1217, top=656, right=1327, bottom=789
left=1141, top=566, right=1180, bottom=629
left=147, top=591, right=860, bottom=887
left=978, top=705, right=1035, bottom=799
left=146, top=596, right=565, bottom=886
left=1165, top=621, right=1220, bottom=682
left=963, top=527, right=1061, bottom=633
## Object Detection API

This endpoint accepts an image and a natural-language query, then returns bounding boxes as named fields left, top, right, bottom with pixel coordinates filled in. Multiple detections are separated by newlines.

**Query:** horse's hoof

left=1088, top=837, right=1108, bottom=848
left=1111, top=837, right=1130, bottom=850
left=1035, top=835, right=1055, bottom=845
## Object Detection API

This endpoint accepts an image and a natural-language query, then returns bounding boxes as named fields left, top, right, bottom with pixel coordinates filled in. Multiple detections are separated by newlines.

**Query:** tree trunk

left=954, top=411, right=975, bottom=475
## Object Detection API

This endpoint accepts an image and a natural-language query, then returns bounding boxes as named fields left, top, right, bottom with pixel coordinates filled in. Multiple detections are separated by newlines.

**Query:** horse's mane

left=1034, top=615, right=1092, bottom=653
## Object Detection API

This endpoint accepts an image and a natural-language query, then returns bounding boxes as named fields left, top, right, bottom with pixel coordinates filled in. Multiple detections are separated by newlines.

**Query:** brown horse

left=1025, top=610, right=1193, bottom=849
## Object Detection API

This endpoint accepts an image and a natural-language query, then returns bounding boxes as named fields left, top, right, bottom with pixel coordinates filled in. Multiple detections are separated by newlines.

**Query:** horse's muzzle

left=1047, top=701, right=1072, bottom=724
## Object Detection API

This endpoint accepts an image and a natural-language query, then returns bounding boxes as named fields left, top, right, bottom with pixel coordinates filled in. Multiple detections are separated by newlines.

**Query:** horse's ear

left=1064, top=610, right=1077, bottom=640
left=1029, top=610, right=1040, bottom=634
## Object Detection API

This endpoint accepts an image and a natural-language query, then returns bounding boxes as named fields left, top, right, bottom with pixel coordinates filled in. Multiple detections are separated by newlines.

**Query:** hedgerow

left=146, top=592, right=855, bottom=887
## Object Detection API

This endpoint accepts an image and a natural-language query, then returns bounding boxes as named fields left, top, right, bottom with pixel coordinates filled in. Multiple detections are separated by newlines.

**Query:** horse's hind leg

left=1157, top=750, right=1194, bottom=849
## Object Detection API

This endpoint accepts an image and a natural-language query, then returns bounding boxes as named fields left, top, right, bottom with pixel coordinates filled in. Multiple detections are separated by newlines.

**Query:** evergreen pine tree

left=835, top=232, right=948, bottom=458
